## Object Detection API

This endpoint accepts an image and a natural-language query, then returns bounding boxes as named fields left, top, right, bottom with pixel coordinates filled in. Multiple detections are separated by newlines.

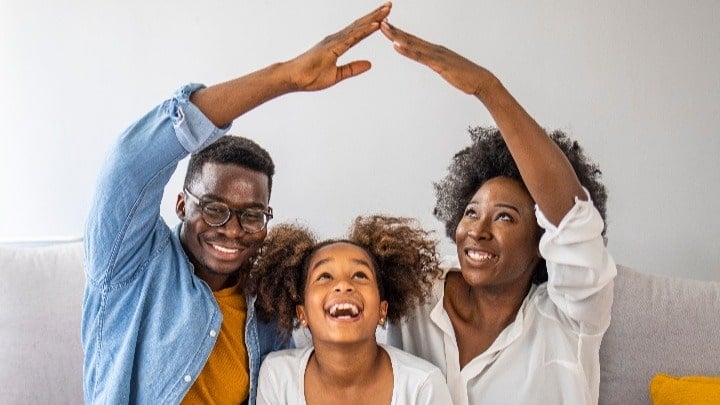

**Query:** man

left=81, top=3, right=392, bottom=404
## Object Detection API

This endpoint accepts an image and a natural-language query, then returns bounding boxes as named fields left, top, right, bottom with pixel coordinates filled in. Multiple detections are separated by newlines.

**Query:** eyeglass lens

left=201, top=202, right=268, bottom=233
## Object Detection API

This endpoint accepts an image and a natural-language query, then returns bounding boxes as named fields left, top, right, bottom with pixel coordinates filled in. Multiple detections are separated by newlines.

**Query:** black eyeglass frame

left=183, top=188, right=273, bottom=233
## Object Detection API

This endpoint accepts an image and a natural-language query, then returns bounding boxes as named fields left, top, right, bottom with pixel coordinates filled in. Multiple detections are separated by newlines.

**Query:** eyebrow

left=197, top=193, right=267, bottom=209
left=311, top=257, right=374, bottom=272
left=467, top=201, right=522, bottom=214
left=496, top=203, right=521, bottom=214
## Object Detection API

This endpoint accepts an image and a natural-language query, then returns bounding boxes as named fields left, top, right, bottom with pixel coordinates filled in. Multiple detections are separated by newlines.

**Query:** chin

left=458, top=266, right=495, bottom=287
left=198, top=256, right=246, bottom=276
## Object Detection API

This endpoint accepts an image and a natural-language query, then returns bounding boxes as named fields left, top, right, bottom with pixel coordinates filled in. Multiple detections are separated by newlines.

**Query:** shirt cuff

left=535, top=188, right=604, bottom=246
left=537, top=188, right=616, bottom=293
left=166, top=83, right=231, bottom=153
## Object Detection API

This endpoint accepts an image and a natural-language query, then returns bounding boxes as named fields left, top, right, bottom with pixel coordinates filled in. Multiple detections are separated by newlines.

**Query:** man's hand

left=287, top=2, right=392, bottom=91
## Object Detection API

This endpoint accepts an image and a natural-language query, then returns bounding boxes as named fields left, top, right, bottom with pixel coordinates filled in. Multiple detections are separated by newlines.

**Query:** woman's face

left=297, top=242, right=388, bottom=346
left=454, top=176, right=542, bottom=291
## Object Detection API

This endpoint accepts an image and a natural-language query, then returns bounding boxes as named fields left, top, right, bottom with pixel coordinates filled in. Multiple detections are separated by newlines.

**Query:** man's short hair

left=184, top=135, right=276, bottom=195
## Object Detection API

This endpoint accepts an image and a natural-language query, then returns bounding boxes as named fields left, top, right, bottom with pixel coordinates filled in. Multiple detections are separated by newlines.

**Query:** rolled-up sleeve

left=165, top=83, right=230, bottom=153
left=85, top=83, right=231, bottom=285
left=536, top=189, right=617, bottom=334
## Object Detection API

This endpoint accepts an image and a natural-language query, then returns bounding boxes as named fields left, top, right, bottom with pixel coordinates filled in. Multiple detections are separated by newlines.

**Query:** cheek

left=187, top=216, right=211, bottom=235
left=180, top=220, right=203, bottom=248
left=247, top=230, right=267, bottom=247
left=454, top=220, right=468, bottom=244
left=303, top=290, right=324, bottom=319
left=363, top=287, right=383, bottom=311
left=367, top=291, right=381, bottom=306
left=526, top=223, right=542, bottom=250
left=511, top=230, right=542, bottom=263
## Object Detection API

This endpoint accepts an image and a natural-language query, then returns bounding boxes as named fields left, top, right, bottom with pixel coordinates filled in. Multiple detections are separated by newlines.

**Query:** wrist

left=264, top=62, right=301, bottom=94
left=472, top=72, right=504, bottom=101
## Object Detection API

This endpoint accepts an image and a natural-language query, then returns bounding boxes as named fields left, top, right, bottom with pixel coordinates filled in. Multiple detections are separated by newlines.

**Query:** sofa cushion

left=600, top=265, right=720, bottom=404
left=0, top=241, right=85, bottom=404
left=649, top=373, right=720, bottom=405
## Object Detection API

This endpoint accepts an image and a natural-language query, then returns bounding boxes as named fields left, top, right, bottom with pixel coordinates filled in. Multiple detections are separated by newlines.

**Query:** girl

left=251, top=215, right=452, bottom=405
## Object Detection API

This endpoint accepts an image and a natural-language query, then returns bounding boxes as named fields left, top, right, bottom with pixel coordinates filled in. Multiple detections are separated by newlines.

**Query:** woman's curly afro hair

left=248, top=215, right=443, bottom=340
left=433, top=126, right=608, bottom=283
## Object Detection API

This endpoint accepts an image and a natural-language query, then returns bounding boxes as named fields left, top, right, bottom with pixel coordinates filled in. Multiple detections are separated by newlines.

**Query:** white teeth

left=212, top=244, right=239, bottom=254
left=467, top=250, right=494, bottom=261
left=329, top=303, right=360, bottom=317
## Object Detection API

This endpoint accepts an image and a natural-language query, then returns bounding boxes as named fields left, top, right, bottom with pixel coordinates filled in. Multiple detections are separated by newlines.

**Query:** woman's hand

left=381, top=18, right=586, bottom=224
left=380, top=20, right=498, bottom=97
left=287, top=2, right=392, bottom=92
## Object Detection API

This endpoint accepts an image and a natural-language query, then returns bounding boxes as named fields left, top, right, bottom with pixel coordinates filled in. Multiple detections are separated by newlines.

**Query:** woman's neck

left=446, top=271, right=532, bottom=331
left=444, top=272, right=534, bottom=368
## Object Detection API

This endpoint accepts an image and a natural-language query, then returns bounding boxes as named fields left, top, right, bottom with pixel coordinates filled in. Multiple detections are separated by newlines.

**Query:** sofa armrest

left=0, top=241, right=85, bottom=404
left=600, top=265, right=720, bottom=404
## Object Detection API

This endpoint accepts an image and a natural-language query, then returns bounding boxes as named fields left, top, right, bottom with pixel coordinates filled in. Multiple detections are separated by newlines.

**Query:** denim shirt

left=82, top=84, right=288, bottom=404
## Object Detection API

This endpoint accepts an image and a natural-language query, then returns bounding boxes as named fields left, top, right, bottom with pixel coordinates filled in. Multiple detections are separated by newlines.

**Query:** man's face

left=177, top=162, right=270, bottom=290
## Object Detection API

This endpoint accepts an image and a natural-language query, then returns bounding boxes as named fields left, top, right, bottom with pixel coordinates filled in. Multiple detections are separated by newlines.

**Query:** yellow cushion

left=650, top=373, right=720, bottom=405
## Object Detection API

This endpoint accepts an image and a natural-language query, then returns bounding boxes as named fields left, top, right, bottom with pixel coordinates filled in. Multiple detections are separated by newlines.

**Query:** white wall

left=2, top=0, right=719, bottom=281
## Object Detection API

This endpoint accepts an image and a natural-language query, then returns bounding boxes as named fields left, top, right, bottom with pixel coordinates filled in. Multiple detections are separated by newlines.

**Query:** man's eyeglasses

left=183, top=188, right=273, bottom=233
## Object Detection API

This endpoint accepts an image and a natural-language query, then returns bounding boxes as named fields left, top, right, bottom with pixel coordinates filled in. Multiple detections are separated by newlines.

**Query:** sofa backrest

left=2, top=242, right=719, bottom=404
left=599, top=265, right=720, bottom=404
left=0, top=241, right=85, bottom=405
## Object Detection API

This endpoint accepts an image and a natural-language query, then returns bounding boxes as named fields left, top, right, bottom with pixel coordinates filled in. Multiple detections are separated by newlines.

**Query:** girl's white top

left=256, top=344, right=453, bottom=404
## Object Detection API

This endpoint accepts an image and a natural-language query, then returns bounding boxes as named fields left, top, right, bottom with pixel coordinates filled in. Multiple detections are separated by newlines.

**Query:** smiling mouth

left=327, top=302, right=361, bottom=319
left=210, top=243, right=240, bottom=254
left=206, top=241, right=250, bottom=261
left=465, top=249, right=497, bottom=264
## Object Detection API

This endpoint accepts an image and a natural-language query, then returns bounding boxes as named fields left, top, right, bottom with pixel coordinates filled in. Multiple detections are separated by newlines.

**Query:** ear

left=378, top=300, right=389, bottom=326
left=296, top=305, right=307, bottom=327
left=176, top=192, right=186, bottom=220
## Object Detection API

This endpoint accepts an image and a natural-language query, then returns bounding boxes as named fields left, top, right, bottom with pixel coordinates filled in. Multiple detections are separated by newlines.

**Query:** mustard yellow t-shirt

left=181, top=283, right=249, bottom=404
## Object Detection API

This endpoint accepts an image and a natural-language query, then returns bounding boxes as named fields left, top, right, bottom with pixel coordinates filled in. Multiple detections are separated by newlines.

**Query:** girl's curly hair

left=248, top=215, right=442, bottom=339
left=434, top=126, right=608, bottom=283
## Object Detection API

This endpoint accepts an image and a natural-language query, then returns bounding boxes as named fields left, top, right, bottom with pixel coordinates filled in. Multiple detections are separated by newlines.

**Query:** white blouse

left=256, top=344, right=453, bottom=405
left=387, top=196, right=617, bottom=405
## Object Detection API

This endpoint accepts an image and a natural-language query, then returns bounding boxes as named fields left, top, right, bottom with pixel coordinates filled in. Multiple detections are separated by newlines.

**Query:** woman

left=251, top=216, right=452, bottom=404
left=381, top=21, right=616, bottom=405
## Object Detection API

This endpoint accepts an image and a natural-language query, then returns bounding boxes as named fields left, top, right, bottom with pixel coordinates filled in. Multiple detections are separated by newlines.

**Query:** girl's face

left=297, top=242, right=388, bottom=346
left=454, top=176, right=542, bottom=291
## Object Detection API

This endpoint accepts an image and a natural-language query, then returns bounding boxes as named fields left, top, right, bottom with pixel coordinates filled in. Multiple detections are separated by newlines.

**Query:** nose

left=333, top=279, right=354, bottom=293
left=467, top=217, right=492, bottom=241
left=219, top=211, right=246, bottom=238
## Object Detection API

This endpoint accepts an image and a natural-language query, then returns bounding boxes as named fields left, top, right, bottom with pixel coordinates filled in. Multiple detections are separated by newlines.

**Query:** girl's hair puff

left=249, top=215, right=442, bottom=339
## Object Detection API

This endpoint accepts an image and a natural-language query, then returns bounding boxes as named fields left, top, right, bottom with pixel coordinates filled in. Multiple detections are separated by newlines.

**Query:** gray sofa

left=1, top=241, right=718, bottom=404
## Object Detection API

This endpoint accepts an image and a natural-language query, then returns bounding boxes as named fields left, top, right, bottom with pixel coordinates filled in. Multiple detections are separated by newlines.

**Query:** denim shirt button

left=183, top=375, right=192, bottom=383
left=209, top=329, right=217, bottom=337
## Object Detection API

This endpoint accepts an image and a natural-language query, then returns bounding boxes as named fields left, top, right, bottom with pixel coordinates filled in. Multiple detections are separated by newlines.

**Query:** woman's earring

left=379, top=317, right=385, bottom=326
left=301, top=319, right=307, bottom=327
